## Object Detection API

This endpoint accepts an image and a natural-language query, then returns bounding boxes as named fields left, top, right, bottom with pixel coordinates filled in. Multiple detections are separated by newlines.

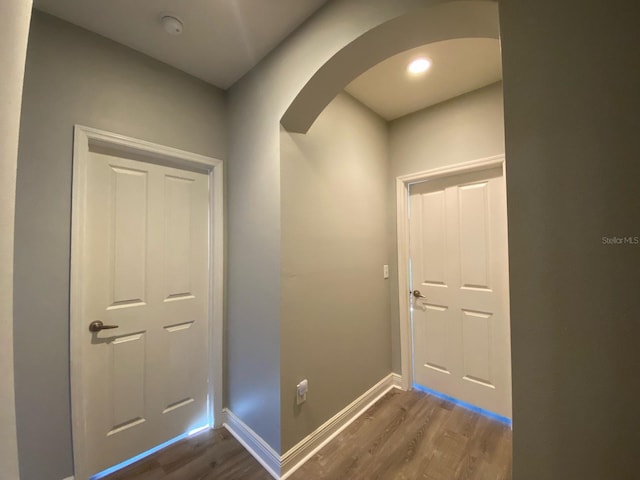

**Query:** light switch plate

left=296, top=379, right=308, bottom=405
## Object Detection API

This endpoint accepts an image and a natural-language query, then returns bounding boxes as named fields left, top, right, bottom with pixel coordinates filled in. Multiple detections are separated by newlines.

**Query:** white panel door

left=80, top=151, right=210, bottom=477
left=409, top=166, right=511, bottom=418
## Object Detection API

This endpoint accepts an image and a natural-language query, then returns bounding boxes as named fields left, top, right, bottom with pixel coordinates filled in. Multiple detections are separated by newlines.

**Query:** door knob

left=89, top=321, right=119, bottom=332
left=412, top=290, right=426, bottom=299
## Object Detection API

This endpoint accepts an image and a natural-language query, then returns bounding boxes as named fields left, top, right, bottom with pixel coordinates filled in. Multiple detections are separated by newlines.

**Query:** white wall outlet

left=296, top=379, right=308, bottom=405
left=383, top=264, right=389, bottom=279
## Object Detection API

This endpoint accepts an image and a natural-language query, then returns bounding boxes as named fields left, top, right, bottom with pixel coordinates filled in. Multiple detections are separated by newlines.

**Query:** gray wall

left=499, top=1, right=640, bottom=478
left=14, top=11, right=226, bottom=480
left=388, top=82, right=505, bottom=371
left=280, top=93, right=391, bottom=451
left=0, top=2, right=32, bottom=479
left=11, top=1, right=637, bottom=478
left=226, top=69, right=282, bottom=452
left=226, top=0, right=437, bottom=453
left=231, top=0, right=640, bottom=473
left=389, top=82, right=505, bottom=178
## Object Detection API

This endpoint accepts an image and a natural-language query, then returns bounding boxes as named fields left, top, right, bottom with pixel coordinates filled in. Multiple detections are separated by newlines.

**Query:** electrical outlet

left=296, top=379, right=308, bottom=405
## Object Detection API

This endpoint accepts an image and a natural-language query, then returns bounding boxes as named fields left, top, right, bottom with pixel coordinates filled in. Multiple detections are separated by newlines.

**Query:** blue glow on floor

left=412, top=383, right=512, bottom=427
left=188, top=425, right=209, bottom=437
left=90, top=425, right=209, bottom=480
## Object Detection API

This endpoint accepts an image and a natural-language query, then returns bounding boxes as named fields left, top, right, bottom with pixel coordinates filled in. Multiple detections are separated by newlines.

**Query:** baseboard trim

left=280, top=372, right=403, bottom=479
left=223, top=373, right=403, bottom=480
left=222, top=409, right=281, bottom=479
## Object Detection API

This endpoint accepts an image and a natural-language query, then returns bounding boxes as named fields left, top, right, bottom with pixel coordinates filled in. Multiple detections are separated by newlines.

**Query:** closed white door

left=78, top=150, right=210, bottom=477
left=409, top=166, right=511, bottom=418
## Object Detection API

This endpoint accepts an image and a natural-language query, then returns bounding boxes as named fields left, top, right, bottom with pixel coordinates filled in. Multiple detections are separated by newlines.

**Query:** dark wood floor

left=289, top=389, right=512, bottom=480
left=103, top=427, right=271, bottom=480
left=103, top=389, right=512, bottom=480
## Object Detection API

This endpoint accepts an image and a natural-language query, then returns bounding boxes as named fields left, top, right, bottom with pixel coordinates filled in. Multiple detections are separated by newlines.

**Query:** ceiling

left=345, top=38, right=503, bottom=121
left=32, top=2, right=502, bottom=114
left=33, top=0, right=330, bottom=89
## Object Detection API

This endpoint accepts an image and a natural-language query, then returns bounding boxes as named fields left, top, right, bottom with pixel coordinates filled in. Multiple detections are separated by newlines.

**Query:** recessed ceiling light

left=407, top=57, right=432, bottom=75
left=161, top=15, right=183, bottom=36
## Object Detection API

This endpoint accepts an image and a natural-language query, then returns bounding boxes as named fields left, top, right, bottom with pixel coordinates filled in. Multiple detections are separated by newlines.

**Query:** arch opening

left=281, top=0, right=500, bottom=133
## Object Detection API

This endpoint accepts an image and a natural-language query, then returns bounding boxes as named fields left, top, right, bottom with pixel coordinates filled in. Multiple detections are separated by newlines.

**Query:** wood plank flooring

left=102, top=427, right=271, bottom=480
left=289, top=389, right=512, bottom=480
left=102, top=389, right=511, bottom=480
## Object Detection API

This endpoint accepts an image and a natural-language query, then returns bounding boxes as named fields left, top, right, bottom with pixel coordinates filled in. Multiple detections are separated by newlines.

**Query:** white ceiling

left=345, top=38, right=503, bottom=121
left=33, top=0, right=330, bottom=89
left=32, top=2, right=502, bottom=113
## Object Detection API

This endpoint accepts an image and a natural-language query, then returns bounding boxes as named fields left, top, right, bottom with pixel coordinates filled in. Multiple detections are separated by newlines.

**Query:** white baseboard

left=280, top=372, right=402, bottom=479
left=65, top=374, right=402, bottom=480
left=222, top=409, right=281, bottom=479
left=62, top=477, right=75, bottom=480
left=223, top=372, right=403, bottom=480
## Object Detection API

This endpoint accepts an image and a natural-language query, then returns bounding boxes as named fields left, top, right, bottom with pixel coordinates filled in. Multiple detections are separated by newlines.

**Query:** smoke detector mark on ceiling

left=161, top=15, right=183, bottom=36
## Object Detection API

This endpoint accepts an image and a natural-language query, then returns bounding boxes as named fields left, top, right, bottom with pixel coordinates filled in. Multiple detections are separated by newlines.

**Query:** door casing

left=70, top=125, right=224, bottom=480
left=396, top=154, right=509, bottom=392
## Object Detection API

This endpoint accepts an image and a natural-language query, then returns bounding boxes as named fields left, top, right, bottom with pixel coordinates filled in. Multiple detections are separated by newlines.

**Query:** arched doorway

left=277, top=0, right=512, bottom=475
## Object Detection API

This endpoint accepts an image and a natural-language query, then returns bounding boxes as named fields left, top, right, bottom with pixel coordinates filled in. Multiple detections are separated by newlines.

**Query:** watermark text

left=602, top=236, right=639, bottom=245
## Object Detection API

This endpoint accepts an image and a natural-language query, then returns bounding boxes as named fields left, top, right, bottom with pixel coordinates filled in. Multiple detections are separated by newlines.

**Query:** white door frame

left=396, top=154, right=507, bottom=391
left=70, top=125, right=224, bottom=479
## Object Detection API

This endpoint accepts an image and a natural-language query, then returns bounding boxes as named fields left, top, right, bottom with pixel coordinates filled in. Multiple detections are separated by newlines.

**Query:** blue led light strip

left=90, top=425, right=209, bottom=480
left=412, top=383, right=512, bottom=427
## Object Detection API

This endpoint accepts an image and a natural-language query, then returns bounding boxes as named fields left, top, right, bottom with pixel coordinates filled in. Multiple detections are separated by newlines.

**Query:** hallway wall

left=0, top=2, right=32, bottom=479
left=14, top=12, right=227, bottom=480
left=11, top=1, right=638, bottom=478
left=226, top=0, right=442, bottom=453
left=500, top=1, right=640, bottom=478
left=280, top=92, right=391, bottom=451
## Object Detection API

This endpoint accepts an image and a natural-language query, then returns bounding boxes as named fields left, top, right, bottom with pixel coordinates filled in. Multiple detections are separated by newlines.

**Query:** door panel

left=409, top=166, right=511, bottom=418
left=164, top=321, right=197, bottom=413
left=420, top=190, right=447, bottom=285
left=81, top=151, right=210, bottom=477
left=420, top=304, right=450, bottom=374
left=461, top=309, right=493, bottom=388
left=109, top=333, right=146, bottom=434
left=458, top=182, right=490, bottom=289
left=110, top=166, right=148, bottom=306
left=164, top=175, right=195, bottom=298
